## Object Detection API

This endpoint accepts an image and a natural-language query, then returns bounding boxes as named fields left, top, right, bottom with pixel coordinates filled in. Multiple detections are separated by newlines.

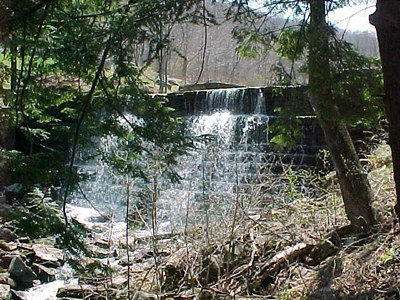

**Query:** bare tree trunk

left=308, top=0, right=375, bottom=231
left=181, top=24, right=189, bottom=84
left=370, top=1, right=400, bottom=219
left=0, top=34, right=16, bottom=189
left=0, top=101, right=12, bottom=189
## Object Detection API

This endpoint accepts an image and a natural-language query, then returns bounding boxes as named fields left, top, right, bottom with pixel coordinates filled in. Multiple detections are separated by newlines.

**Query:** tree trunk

left=370, top=1, right=400, bottom=219
left=308, top=0, right=375, bottom=231
left=0, top=35, right=16, bottom=189
left=0, top=101, right=13, bottom=189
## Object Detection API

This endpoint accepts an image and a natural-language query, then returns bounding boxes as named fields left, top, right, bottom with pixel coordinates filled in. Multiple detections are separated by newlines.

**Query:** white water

left=25, top=279, right=78, bottom=300
left=70, top=88, right=271, bottom=233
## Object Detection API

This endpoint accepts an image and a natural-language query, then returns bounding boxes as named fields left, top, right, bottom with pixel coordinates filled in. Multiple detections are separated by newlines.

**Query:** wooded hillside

left=138, top=1, right=379, bottom=88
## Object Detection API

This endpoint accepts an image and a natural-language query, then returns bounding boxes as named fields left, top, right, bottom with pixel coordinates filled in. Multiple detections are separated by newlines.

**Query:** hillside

left=140, top=1, right=379, bottom=90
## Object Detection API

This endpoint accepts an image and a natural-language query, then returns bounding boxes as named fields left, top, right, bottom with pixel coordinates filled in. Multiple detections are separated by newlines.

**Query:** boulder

left=8, top=257, right=37, bottom=287
left=0, top=273, right=15, bottom=288
left=0, top=204, right=12, bottom=223
left=9, top=290, right=28, bottom=300
left=0, top=255, right=20, bottom=270
left=16, top=238, right=30, bottom=244
left=56, top=284, right=105, bottom=298
left=31, top=264, right=56, bottom=283
left=0, top=228, right=17, bottom=243
left=32, top=245, right=63, bottom=267
left=0, top=243, right=17, bottom=253
left=110, top=276, right=127, bottom=288
left=0, top=284, right=10, bottom=300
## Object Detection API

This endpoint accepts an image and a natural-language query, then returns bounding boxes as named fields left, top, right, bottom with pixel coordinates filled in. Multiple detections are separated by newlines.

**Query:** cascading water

left=68, top=88, right=272, bottom=234
left=155, top=88, right=271, bottom=232
left=68, top=87, right=319, bottom=233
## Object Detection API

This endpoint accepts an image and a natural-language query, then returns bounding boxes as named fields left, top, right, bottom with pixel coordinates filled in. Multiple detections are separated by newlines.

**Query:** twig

left=126, top=181, right=131, bottom=300
left=62, top=42, right=111, bottom=225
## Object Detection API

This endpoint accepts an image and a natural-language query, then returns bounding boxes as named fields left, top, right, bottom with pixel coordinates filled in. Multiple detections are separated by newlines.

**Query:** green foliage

left=269, top=107, right=304, bottom=150
left=380, top=247, right=398, bottom=265
left=0, top=0, right=202, bottom=249
left=15, top=187, right=64, bottom=238
left=328, top=41, right=384, bottom=126
left=12, top=187, right=90, bottom=254
left=281, top=168, right=329, bottom=201
left=268, top=87, right=312, bottom=150
left=233, top=27, right=275, bottom=58
left=278, top=28, right=306, bottom=60
left=5, top=150, right=70, bottom=190
left=229, top=0, right=384, bottom=150
left=1, top=0, right=200, bottom=189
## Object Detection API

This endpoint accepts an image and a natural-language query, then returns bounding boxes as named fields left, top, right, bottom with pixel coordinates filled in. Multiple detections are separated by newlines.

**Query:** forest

left=0, top=0, right=400, bottom=299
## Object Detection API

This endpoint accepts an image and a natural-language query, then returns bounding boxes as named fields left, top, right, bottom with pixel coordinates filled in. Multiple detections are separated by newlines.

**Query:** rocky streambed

left=0, top=204, right=169, bottom=300
left=0, top=225, right=66, bottom=299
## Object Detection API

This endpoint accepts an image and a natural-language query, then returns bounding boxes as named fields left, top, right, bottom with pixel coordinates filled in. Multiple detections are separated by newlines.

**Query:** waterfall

left=155, top=88, right=270, bottom=232
left=69, top=87, right=320, bottom=234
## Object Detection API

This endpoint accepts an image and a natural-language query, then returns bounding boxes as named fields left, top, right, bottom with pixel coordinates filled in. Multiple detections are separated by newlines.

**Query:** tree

left=230, top=0, right=381, bottom=231
left=0, top=0, right=200, bottom=221
left=370, top=1, right=400, bottom=219
left=307, top=0, right=375, bottom=231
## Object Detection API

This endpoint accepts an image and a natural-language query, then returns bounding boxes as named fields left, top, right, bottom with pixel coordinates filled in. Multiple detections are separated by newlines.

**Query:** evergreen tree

left=307, top=0, right=375, bottom=230
left=0, top=0, right=201, bottom=218
left=230, top=0, right=383, bottom=231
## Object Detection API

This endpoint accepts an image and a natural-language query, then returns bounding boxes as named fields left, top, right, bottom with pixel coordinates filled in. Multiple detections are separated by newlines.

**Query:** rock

left=0, top=273, right=15, bottom=288
left=0, top=243, right=17, bottom=253
left=132, top=291, right=158, bottom=300
left=94, top=238, right=110, bottom=249
left=0, top=284, right=10, bottom=300
left=9, top=290, right=28, bottom=300
left=31, top=264, right=56, bottom=283
left=32, top=279, right=41, bottom=287
left=56, top=284, right=105, bottom=298
left=8, top=257, right=37, bottom=287
left=0, top=255, right=20, bottom=270
left=110, top=276, right=127, bottom=288
left=88, top=215, right=111, bottom=223
left=0, top=204, right=13, bottom=223
left=32, top=245, right=63, bottom=267
left=0, top=228, right=17, bottom=243
left=309, top=287, right=338, bottom=300
left=179, top=81, right=245, bottom=91
left=16, top=238, right=30, bottom=244
left=0, top=273, right=8, bottom=283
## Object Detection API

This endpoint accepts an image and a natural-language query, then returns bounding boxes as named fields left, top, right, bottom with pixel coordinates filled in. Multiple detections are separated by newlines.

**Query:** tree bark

left=308, top=0, right=375, bottom=231
left=370, top=1, right=400, bottom=219
left=0, top=100, right=13, bottom=189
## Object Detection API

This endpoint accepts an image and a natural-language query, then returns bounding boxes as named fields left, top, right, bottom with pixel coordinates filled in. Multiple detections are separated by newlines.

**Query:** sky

left=249, top=1, right=377, bottom=33
left=328, top=3, right=376, bottom=32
